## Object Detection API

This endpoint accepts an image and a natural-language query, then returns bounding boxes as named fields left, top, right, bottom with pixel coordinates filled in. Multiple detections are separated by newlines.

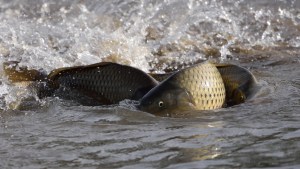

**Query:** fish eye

left=158, top=101, right=164, bottom=108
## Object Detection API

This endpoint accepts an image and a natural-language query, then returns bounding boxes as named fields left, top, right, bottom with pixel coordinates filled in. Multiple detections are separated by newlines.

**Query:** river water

left=0, top=0, right=299, bottom=168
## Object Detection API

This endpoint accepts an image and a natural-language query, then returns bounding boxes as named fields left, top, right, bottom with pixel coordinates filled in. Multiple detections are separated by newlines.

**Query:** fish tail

left=3, top=61, right=47, bottom=82
left=2, top=61, right=55, bottom=98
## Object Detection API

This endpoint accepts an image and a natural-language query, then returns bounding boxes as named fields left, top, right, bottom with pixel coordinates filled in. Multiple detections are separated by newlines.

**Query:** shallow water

left=0, top=0, right=300, bottom=168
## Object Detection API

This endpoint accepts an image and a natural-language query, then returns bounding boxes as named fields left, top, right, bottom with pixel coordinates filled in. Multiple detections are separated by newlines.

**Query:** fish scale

left=48, top=62, right=158, bottom=104
left=172, top=62, right=225, bottom=110
left=216, top=64, right=257, bottom=106
left=3, top=60, right=256, bottom=113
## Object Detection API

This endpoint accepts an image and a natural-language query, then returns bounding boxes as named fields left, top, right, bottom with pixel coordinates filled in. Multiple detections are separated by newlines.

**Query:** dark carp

left=3, top=62, right=158, bottom=106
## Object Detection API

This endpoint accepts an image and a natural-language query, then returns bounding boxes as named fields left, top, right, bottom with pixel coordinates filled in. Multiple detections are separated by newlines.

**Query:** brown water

left=0, top=0, right=300, bottom=168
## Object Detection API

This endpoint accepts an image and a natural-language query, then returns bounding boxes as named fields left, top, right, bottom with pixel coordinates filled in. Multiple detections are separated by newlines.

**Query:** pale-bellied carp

left=139, top=61, right=226, bottom=116
left=3, top=62, right=158, bottom=106
left=148, top=63, right=258, bottom=108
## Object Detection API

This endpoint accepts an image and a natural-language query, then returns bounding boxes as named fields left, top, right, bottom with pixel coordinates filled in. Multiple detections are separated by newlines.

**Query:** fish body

left=149, top=63, right=258, bottom=107
left=4, top=62, right=158, bottom=106
left=46, top=62, right=158, bottom=104
left=215, top=64, right=257, bottom=106
left=139, top=61, right=226, bottom=116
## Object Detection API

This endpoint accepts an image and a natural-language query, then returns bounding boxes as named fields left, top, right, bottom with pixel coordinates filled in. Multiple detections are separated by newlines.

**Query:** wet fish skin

left=149, top=63, right=258, bottom=107
left=139, top=61, right=226, bottom=116
left=215, top=64, right=257, bottom=106
left=138, top=79, right=197, bottom=117
left=3, top=61, right=159, bottom=106
left=47, top=62, right=159, bottom=105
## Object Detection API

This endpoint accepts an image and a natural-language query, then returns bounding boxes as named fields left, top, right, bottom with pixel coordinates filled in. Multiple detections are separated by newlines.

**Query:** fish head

left=138, top=81, right=196, bottom=116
